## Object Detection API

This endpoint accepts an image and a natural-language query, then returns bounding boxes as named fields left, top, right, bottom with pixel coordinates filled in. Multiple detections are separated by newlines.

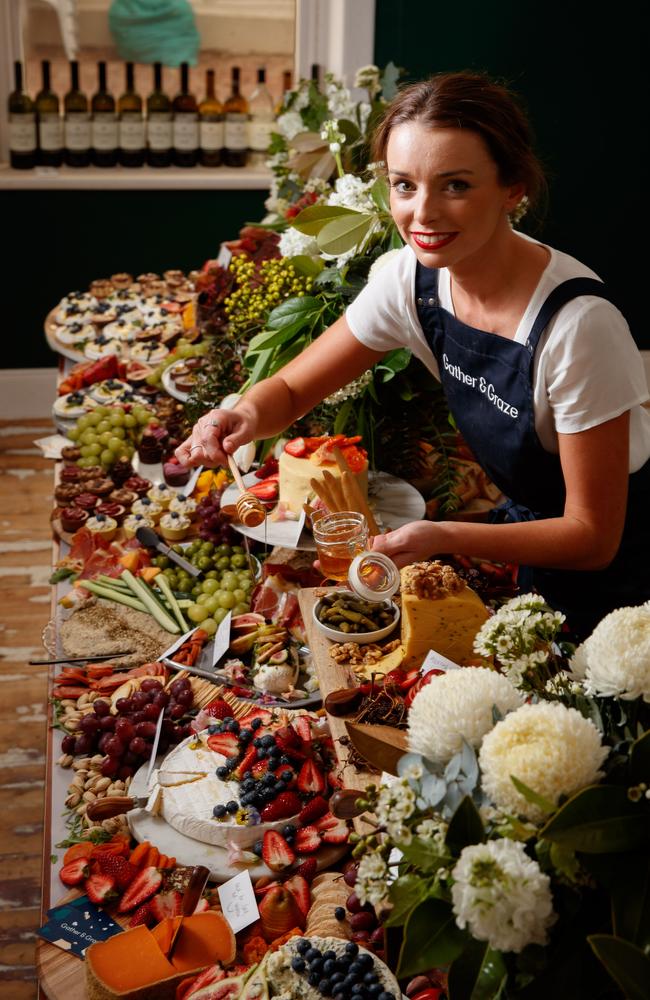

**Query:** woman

left=177, top=72, right=650, bottom=638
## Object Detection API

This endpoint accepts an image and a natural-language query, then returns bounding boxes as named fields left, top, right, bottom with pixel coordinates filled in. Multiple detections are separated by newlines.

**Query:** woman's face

left=386, top=122, right=524, bottom=270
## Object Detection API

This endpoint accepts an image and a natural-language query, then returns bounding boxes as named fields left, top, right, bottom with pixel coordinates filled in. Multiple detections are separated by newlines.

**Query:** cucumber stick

left=154, top=574, right=189, bottom=633
left=120, top=569, right=179, bottom=633
left=78, top=579, right=148, bottom=614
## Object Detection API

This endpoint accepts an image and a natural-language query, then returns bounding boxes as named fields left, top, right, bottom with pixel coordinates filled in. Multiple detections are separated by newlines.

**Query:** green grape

left=136, top=410, right=151, bottom=426
left=203, top=596, right=219, bottom=614
left=94, top=405, right=110, bottom=416
left=187, top=604, right=209, bottom=623
left=220, top=572, right=239, bottom=591
left=199, top=618, right=218, bottom=637
left=217, top=556, right=231, bottom=571
left=230, top=554, right=247, bottom=568
left=191, top=584, right=202, bottom=597
left=216, top=544, right=232, bottom=557
left=80, top=430, right=97, bottom=445
left=87, top=411, right=102, bottom=426
left=109, top=410, right=125, bottom=426
left=77, top=456, right=92, bottom=468
left=111, top=426, right=126, bottom=439
left=79, top=445, right=93, bottom=458
left=67, top=427, right=80, bottom=441
left=231, top=545, right=245, bottom=555
left=96, top=420, right=111, bottom=434
left=123, top=414, right=137, bottom=428
left=76, top=415, right=90, bottom=432
left=87, top=443, right=101, bottom=456
left=217, top=592, right=236, bottom=610
left=204, top=570, right=218, bottom=580
left=233, top=602, right=250, bottom=616
left=100, top=449, right=114, bottom=466
left=177, top=580, right=192, bottom=593
left=108, top=437, right=124, bottom=453
left=213, top=607, right=229, bottom=625
left=232, top=588, right=247, bottom=604
left=201, top=579, right=219, bottom=595
left=99, top=431, right=113, bottom=446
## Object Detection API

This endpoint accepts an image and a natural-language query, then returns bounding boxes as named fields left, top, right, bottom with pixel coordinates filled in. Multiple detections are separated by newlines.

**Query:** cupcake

left=75, top=492, right=100, bottom=512
left=85, top=513, right=118, bottom=541
left=123, top=512, right=155, bottom=539
left=78, top=465, right=105, bottom=481
left=110, top=458, right=135, bottom=487
left=60, top=465, right=83, bottom=483
left=123, top=475, right=151, bottom=498
left=109, top=488, right=137, bottom=509
left=110, top=272, right=133, bottom=290
left=169, top=493, right=197, bottom=518
left=84, top=477, right=114, bottom=498
left=60, top=507, right=89, bottom=533
left=147, top=482, right=173, bottom=508
left=96, top=502, right=126, bottom=524
left=163, top=458, right=191, bottom=488
left=132, top=497, right=163, bottom=523
left=60, top=446, right=82, bottom=463
left=55, top=482, right=83, bottom=504
left=159, top=511, right=190, bottom=542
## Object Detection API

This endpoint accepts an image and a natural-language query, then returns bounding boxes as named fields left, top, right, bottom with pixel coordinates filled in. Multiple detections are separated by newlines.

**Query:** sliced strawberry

left=231, top=746, right=258, bottom=781
left=298, top=795, right=329, bottom=825
left=240, top=707, right=274, bottom=728
left=262, top=830, right=296, bottom=872
left=85, top=873, right=117, bottom=905
left=292, top=857, right=318, bottom=882
left=254, top=455, right=279, bottom=480
left=297, top=759, right=325, bottom=795
left=251, top=758, right=269, bottom=779
left=60, top=857, right=89, bottom=887
left=340, top=444, right=367, bottom=473
left=294, top=826, right=321, bottom=854
left=129, top=902, right=154, bottom=927
left=150, top=890, right=183, bottom=922
left=206, top=732, right=240, bottom=757
left=203, top=698, right=233, bottom=720
left=117, top=865, right=163, bottom=913
left=260, top=791, right=301, bottom=822
left=284, top=437, right=307, bottom=458
left=292, top=715, right=312, bottom=745
left=314, top=812, right=341, bottom=832
left=246, top=480, right=279, bottom=501
left=96, top=853, right=138, bottom=891
left=321, top=820, right=349, bottom=845
left=283, top=875, right=311, bottom=919
left=254, top=878, right=281, bottom=898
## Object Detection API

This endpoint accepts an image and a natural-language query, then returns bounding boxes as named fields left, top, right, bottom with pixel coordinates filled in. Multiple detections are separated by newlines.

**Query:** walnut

left=401, top=560, right=465, bottom=599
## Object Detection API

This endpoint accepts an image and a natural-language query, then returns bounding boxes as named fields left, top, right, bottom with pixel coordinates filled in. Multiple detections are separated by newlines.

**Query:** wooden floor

left=0, top=418, right=55, bottom=999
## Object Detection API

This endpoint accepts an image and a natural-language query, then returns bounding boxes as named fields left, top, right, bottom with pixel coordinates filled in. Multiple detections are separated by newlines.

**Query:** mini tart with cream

left=85, top=513, right=118, bottom=541
left=169, top=493, right=197, bottom=518
left=84, top=336, right=122, bottom=360
left=123, top=512, right=155, bottom=539
left=89, top=378, right=133, bottom=403
left=147, top=482, right=173, bottom=507
left=129, top=340, right=169, bottom=365
left=132, top=497, right=163, bottom=522
left=55, top=322, right=97, bottom=347
left=159, top=511, right=190, bottom=541
left=53, top=391, right=97, bottom=420
left=60, top=507, right=89, bottom=533
left=103, top=318, right=139, bottom=341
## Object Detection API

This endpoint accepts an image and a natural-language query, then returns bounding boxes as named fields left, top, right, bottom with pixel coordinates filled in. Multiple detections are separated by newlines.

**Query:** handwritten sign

left=421, top=648, right=461, bottom=673
left=217, top=870, right=259, bottom=933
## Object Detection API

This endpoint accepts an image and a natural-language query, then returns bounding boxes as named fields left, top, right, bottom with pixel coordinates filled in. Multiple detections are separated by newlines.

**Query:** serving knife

left=167, top=865, right=211, bottom=960
left=135, top=525, right=202, bottom=577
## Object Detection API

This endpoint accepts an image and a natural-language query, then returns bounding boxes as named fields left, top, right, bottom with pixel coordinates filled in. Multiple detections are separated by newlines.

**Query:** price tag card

left=217, top=870, right=259, bottom=933
left=421, top=648, right=461, bottom=673
left=212, top=611, right=232, bottom=668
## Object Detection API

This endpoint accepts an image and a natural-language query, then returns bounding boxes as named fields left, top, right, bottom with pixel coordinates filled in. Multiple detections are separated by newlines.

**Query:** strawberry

left=85, top=873, right=117, bottom=905
left=150, top=890, right=183, bottom=922
left=59, top=857, right=89, bottom=887
left=247, top=481, right=279, bottom=501
left=297, top=760, right=326, bottom=795
left=204, top=698, right=233, bottom=720
left=206, top=732, right=240, bottom=757
left=231, top=746, right=258, bottom=781
left=321, top=820, right=349, bottom=845
left=274, top=725, right=302, bottom=752
left=284, top=437, right=307, bottom=458
left=314, top=812, right=341, bottom=832
left=96, top=853, right=137, bottom=891
left=117, top=865, right=163, bottom=913
left=294, top=826, right=321, bottom=854
left=241, top=708, right=273, bottom=728
left=292, top=857, right=318, bottom=882
left=254, top=878, right=281, bottom=898
left=260, top=791, right=301, bottom=822
left=298, top=795, right=329, bottom=825
left=251, top=758, right=269, bottom=779
left=262, top=830, right=296, bottom=872
left=283, top=875, right=311, bottom=919
left=292, top=715, right=312, bottom=745
left=129, top=902, right=154, bottom=927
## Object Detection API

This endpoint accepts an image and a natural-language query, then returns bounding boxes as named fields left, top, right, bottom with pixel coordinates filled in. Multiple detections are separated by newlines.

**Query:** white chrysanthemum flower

left=568, top=641, right=589, bottom=679
left=408, top=668, right=523, bottom=765
left=580, top=603, right=650, bottom=701
left=479, top=701, right=608, bottom=822
left=356, top=852, right=389, bottom=906
left=327, top=174, right=375, bottom=214
left=278, top=226, right=320, bottom=259
left=326, top=81, right=356, bottom=120
left=368, top=248, right=402, bottom=282
left=276, top=110, right=304, bottom=140
left=451, top=839, right=556, bottom=953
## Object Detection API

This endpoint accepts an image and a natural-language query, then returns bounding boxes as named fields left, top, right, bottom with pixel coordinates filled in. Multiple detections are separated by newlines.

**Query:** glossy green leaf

left=376, top=348, right=411, bottom=382
left=290, top=204, right=355, bottom=235
left=510, top=775, right=556, bottom=816
left=582, top=851, right=650, bottom=946
left=384, top=874, right=429, bottom=927
left=588, top=934, right=650, bottom=1000
left=397, top=898, right=466, bottom=978
left=247, top=326, right=300, bottom=353
left=630, top=729, right=650, bottom=785
left=399, top=837, right=448, bottom=874
left=446, top=795, right=486, bottom=853
left=333, top=399, right=353, bottom=434
left=267, top=295, right=322, bottom=331
left=317, top=213, right=375, bottom=256
left=289, top=255, right=324, bottom=278
left=448, top=938, right=508, bottom=1000
left=246, top=348, right=274, bottom=386
left=370, top=176, right=391, bottom=213
left=540, top=785, right=648, bottom=853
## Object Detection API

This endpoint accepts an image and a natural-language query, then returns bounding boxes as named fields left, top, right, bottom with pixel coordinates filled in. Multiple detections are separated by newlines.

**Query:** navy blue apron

left=415, top=263, right=650, bottom=640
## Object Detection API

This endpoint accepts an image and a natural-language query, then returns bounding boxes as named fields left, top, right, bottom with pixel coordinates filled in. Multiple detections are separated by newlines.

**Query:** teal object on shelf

left=109, top=0, right=200, bottom=66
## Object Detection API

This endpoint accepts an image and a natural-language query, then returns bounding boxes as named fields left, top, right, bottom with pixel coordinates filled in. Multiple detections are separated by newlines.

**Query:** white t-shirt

left=346, top=236, right=650, bottom=472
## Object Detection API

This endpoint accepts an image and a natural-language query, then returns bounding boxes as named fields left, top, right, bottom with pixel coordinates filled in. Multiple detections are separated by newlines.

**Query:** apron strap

left=525, top=277, right=619, bottom=354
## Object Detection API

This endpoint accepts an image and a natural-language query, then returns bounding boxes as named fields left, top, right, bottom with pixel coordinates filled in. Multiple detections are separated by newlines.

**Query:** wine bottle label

left=92, top=113, right=118, bottom=150
left=119, top=114, right=145, bottom=150
left=173, top=115, right=199, bottom=150
left=9, top=114, right=37, bottom=153
left=224, top=114, right=248, bottom=151
left=200, top=119, right=224, bottom=151
left=39, top=113, right=63, bottom=150
left=248, top=119, right=273, bottom=152
left=64, top=114, right=91, bottom=151
left=147, top=113, right=172, bottom=150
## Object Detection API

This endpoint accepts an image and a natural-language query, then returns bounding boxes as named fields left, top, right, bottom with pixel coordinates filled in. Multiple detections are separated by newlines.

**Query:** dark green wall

left=375, top=0, right=648, bottom=347
left=4, top=188, right=266, bottom=368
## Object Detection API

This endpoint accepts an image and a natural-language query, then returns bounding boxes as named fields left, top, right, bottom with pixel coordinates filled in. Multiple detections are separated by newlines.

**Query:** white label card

left=421, top=648, right=461, bottom=673
left=212, top=611, right=232, bottom=668
left=287, top=503, right=307, bottom=549
left=159, top=626, right=197, bottom=663
left=218, top=870, right=259, bottom=933
left=217, top=244, right=232, bottom=269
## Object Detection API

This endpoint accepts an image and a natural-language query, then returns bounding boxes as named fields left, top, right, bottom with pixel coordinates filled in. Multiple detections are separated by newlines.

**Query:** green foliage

left=540, top=785, right=649, bottom=854
left=397, top=898, right=467, bottom=977
left=448, top=939, right=508, bottom=1000
left=588, top=935, right=650, bottom=1000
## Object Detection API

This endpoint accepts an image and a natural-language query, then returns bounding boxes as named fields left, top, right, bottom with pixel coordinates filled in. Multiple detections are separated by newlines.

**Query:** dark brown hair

left=372, top=71, right=548, bottom=217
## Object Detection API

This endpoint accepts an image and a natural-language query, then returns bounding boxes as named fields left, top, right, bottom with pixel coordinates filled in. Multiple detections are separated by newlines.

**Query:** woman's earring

left=508, top=195, right=530, bottom=226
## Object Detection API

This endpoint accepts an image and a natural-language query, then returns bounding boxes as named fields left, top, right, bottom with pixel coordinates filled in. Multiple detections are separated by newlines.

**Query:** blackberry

left=334, top=906, right=346, bottom=921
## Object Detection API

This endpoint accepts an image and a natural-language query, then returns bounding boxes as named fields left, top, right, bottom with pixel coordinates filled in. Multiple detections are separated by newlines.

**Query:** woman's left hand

left=371, top=521, right=443, bottom=567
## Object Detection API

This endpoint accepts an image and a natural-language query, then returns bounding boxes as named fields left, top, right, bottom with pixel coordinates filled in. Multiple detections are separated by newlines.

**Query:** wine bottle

left=146, top=62, right=172, bottom=167
left=91, top=61, right=117, bottom=167
left=173, top=63, right=199, bottom=167
left=8, top=61, right=36, bottom=169
left=275, top=69, right=293, bottom=115
left=118, top=63, right=145, bottom=167
left=223, top=66, right=248, bottom=167
left=199, top=69, right=223, bottom=167
left=247, top=67, right=274, bottom=166
left=36, top=60, right=62, bottom=167
left=64, top=61, right=90, bottom=167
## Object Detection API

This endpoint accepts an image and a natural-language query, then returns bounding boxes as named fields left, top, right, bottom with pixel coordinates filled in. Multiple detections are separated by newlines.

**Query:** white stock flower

left=451, top=839, right=556, bottom=953
left=580, top=603, right=650, bottom=701
left=326, top=81, right=356, bottom=120
left=276, top=111, right=305, bottom=141
left=327, top=173, right=375, bottom=214
left=408, top=668, right=523, bottom=765
left=473, top=594, right=565, bottom=688
left=356, top=852, right=389, bottom=906
left=479, top=701, right=608, bottom=822
left=278, top=226, right=320, bottom=259
left=375, top=777, right=416, bottom=828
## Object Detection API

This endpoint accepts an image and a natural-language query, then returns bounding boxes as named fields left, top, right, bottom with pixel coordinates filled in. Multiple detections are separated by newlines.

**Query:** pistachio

left=63, top=719, right=79, bottom=732
left=65, top=791, right=81, bottom=808
left=93, top=777, right=111, bottom=792
left=57, top=753, right=74, bottom=768
left=82, top=790, right=97, bottom=803
left=76, top=803, right=88, bottom=816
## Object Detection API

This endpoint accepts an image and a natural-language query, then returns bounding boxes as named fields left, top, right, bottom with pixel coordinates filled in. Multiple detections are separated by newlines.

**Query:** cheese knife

left=135, top=525, right=202, bottom=577
left=167, top=865, right=211, bottom=961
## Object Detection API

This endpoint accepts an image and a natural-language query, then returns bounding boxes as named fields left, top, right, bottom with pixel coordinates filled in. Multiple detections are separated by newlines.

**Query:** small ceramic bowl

left=312, top=596, right=400, bottom=644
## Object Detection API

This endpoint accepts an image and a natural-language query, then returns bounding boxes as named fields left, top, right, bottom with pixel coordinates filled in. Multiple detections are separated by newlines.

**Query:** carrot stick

left=129, top=841, right=151, bottom=867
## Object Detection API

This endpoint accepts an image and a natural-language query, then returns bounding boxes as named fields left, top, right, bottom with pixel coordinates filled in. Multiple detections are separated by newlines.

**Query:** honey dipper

left=227, top=453, right=267, bottom=527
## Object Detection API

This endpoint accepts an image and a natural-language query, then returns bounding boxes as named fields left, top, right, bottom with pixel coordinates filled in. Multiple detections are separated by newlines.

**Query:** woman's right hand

left=175, top=406, right=255, bottom=468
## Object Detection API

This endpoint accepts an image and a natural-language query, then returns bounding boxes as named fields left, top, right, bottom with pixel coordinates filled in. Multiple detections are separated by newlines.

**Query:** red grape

left=140, top=679, right=162, bottom=693
left=175, top=688, right=193, bottom=707
left=130, top=712, right=147, bottom=725
left=93, top=699, right=111, bottom=717
left=115, top=718, right=135, bottom=742
left=74, top=733, right=94, bottom=755
left=135, top=721, right=157, bottom=739
left=144, top=703, right=160, bottom=721
left=132, top=691, right=149, bottom=709
left=98, top=715, right=116, bottom=731
left=104, top=736, right=125, bottom=758
left=61, top=734, right=76, bottom=754
left=115, top=697, right=133, bottom=714
left=129, top=736, right=148, bottom=756
left=169, top=703, right=185, bottom=720
left=79, top=714, right=100, bottom=735
left=153, top=691, right=170, bottom=708
left=101, top=756, right=120, bottom=777
left=119, top=764, right=134, bottom=780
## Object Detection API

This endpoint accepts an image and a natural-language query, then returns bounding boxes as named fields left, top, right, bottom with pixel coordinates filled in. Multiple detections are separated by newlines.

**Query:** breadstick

left=310, top=476, right=335, bottom=511
left=322, top=469, right=346, bottom=511
left=342, top=470, right=380, bottom=535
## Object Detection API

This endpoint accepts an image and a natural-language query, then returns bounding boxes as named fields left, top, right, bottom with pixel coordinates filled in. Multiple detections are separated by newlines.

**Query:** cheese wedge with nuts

left=400, top=561, right=489, bottom=668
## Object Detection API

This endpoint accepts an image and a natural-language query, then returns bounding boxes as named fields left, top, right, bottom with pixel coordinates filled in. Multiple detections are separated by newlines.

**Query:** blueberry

left=253, top=737, right=263, bottom=748
left=318, top=980, right=332, bottom=996
left=291, top=957, right=306, bottom=972
left=252, top=840, right=263, bottom=857
left=279, top=754, right=291, bottom=765
left=223, top=716, right=233, bottom=725
left=357, top=953, right=373, bottom=967
left=226, top=800, right=239, bottom=814
left=216, top=766, right=229, bottom=779
left=349, top=962, right=363, bottom=976
left=322, top=951, right=337, bottom=962
left=262, top=734, right=276, bottom=746
left=256, top=748, right=266, bottom=760
left=323, top=959, right=337, bottom=975
left=283, top=823, right=297, bottom=838
left=378, top=994, right=396, bottom=1000
left=264, top=773, right=276, bottom=785
left=212, top=804, right=226, bottom=818
left=239, top=729, right=252, bottom=743
left=226, top=720, right=240, bottom=734
left=367, top=986, right=382, bottom=998
left=345, top=942, right=359, bottom=957
left=364, top=972, right=378, bottom=985
left=308, top=972, right=320, bottom=987
left=351, top=986, right=366, bottom=996
left=310, top=958, right=324, bottom=975
left=280, top=770, right=293, bottom=782
left=251, top=718, right=263, bottom=730
left=334, top=906, right=346, bottom=921
left=225, top=758, right=238, bottom=771
left=330, top=972, right=345, bottom=986
left=297, top=939, right=311, bottom=955
left=306, top=948, right=321, bottom=962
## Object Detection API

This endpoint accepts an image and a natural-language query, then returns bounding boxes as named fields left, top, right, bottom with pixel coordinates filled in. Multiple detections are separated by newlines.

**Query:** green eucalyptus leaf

left=289, top=255, right=324, bottom=278
left=446, top=795, right=486, bottom=853
left=317, top=213, right=375, bottom=256
left=267, top=295, right=322, bottom=331
left=290, top=204, right=355, bottom=235
left=510, top=775, right=557, bottom=816
left=397, top=898, right=466, bottom=978
left=588, top=934, right=650, bottom=1000
left=380, top=61, right=402, bottom=102
left=448, top=938, right=508, bottom=1000
left=384, top=874, right=429, bottom=928
left=540, top=784, right=648, bottom=853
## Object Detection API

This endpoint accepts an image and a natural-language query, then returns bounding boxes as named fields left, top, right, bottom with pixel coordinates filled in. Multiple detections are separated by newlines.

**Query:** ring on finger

left=190, top=445, right=202, bottom=451
left=210, top=419, right=220, bottom=427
